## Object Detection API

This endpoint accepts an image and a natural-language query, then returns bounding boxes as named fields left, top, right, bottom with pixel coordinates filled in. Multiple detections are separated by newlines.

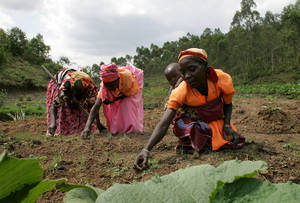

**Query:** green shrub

left=0, top=89, right=7, bottom=107
left=26, top=96, right=32, bottom=101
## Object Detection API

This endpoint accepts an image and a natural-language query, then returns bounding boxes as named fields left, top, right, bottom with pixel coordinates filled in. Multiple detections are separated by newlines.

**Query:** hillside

left=0, top=57, right=56, bottom=90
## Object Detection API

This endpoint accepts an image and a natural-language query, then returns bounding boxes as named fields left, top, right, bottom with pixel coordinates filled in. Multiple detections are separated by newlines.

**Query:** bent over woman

left=46, top=68, right=105, bottom=136
left=81, top=63, right=143, bottom=138
left=134, top=48, right=245, bottom=170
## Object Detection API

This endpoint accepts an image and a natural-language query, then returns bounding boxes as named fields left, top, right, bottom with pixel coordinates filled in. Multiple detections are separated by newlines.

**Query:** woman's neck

left=196, top=80, right=208, bottom=96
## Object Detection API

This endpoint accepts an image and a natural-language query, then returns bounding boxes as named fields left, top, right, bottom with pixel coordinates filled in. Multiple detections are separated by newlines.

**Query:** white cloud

left=0, top=13, right=14, bottom=29
left=0, top=0, right=43, bottom=11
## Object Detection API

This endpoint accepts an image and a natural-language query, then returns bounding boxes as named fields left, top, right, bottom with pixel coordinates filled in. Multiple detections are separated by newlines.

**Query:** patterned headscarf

left=100, top=63, right=120, bottom=83
left=178, top=48, right=208, bottom=63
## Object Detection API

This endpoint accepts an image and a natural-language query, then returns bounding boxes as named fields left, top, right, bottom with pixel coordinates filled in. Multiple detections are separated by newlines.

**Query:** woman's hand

left=97, top=123, right=107, bottom=133
left=81, top=129, right=90, bottom=139
left=103, top=99, right=112, bottom=105
left=134, top=149, right=150, bottom=170
left=222, top=124, right=240, bottom=144
left=47, top=125, right=57, bottom=136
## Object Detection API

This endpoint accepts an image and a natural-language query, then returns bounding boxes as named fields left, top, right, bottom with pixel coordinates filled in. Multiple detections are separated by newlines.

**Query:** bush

left=0, top=47, right=7, bottom=64
left=26, top=96, right=32, bottom=101
left=0, top=89, right=7, bottom=107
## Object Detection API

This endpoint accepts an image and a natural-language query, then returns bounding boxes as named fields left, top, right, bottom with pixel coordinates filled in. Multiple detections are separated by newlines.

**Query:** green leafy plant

left=7, top=108, right=25, bottom=121
left=0, top=150, right=65, bottom=202
left=283, top=142, right=298, bottom=152
left=25, top=96, right=32, bottom=101
left=0, top=89, right=7, bottom=107
left=1, top=151, right=300, bottom=202
left=60, top=160, right=300, bottom=203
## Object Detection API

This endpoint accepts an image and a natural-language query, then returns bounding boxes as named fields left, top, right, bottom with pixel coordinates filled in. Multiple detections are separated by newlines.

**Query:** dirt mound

left=234, top=99, right=300, bottom=134
left=256, top=107, right=294, bottom=134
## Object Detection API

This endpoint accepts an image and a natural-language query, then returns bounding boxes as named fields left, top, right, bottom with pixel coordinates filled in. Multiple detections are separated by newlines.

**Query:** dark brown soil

left=0, top=97, right=299, bottom=202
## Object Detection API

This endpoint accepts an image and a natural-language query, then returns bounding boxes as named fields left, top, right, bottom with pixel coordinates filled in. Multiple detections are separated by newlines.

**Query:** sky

left=0, top=0, right=296, bottom=68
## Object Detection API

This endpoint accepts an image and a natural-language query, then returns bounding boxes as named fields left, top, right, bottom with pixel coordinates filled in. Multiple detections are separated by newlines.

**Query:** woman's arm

left=81, top=98, right=102, bottom=139
left=222, top=102, right=240, bottom=144
left=223, top=102, right=232, bottom=125
left=47, top=102, right=58, bottom=135
left=134, top=108, right=177, bottom=170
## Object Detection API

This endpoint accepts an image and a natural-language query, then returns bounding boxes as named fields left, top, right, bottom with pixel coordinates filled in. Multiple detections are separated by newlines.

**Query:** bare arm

left=222, top=102, right=240, bottom=144
left=47, top=101, right=58, bottom=135
left=144, top=108, right=177, bottom=151
left=223, top=102, right=232, bottom=125
left=134, top=108, right=177, bottom=170
left=81, top=98, right=102, bottom=138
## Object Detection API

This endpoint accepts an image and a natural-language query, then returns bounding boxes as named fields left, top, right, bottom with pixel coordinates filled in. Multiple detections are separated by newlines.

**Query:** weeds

left=152, top=173, right=162, bottom=183
left=48, top=151, right=62, bottom=172
left=7, top=109, right=25, bottom=121
left=283, top=143, right=298, bottom=152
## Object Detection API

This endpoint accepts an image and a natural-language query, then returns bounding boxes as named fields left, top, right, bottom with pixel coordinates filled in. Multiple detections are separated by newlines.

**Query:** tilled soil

left=0, top=97, right=299, bottom=202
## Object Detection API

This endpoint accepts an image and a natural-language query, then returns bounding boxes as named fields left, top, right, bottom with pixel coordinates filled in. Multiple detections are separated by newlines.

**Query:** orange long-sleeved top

left=97, top=68, right=139, bottom=99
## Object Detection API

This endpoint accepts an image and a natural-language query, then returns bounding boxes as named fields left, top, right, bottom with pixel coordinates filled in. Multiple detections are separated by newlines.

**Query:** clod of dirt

left=258, top=108, right=287, bottom=122
left=32, top=140, right=42, bottom=145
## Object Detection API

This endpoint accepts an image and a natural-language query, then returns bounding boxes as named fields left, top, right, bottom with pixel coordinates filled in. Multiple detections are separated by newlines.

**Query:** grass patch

left=143, top=74, right=169, bottom=109
left=0, top=102, right=46, bottom=121
left=235, top=83, right=300, bottom=99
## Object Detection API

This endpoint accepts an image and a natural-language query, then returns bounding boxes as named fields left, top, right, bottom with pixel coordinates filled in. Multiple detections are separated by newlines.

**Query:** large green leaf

left=21, top=179, right=66, bottom=203
left=214, top=178, right=300, bottom=203
left=57, top=182, right=104, bottom=195
left=64, top=187, right=99, bottom=203
left=95, top=160, right=267, bottom=203
left=0, top=150, right=44, bottom=199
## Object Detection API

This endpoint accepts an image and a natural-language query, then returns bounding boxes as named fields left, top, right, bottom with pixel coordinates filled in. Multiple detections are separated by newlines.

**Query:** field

left=0, top=78, right=300, bottom=202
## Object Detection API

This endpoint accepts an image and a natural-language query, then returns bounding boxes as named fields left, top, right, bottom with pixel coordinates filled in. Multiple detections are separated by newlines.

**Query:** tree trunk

left=271, top=48, right=275, bottom=73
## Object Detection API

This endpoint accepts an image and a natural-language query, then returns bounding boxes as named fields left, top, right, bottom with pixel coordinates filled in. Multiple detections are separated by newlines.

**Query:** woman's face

left=179, top=57, right=207, bottom=89
left=104, top=78, right=119, bottom=91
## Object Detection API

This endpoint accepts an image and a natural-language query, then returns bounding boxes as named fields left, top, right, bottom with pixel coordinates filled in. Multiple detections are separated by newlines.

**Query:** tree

left=25, top=33, right=50, bottom=64
left=231, top=0, right=261, bottom=31
left=125, top=54, right=133, bottom=64
left=110, top=57, right=127, bottom=66
left=7, top=27, right=27, bottom=56
left=281, top=0, right=300, bottom=66
left=58, top=56, right=71, bottom=66
left=0, top=29, right=8, bottom=64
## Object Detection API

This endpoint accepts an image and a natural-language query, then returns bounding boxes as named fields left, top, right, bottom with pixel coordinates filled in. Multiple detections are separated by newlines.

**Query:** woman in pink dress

left=81, top=63, right=144, bottom=138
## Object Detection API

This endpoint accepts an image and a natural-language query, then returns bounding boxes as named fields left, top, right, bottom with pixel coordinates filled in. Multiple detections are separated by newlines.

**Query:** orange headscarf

left=178, top=48, right=208, bottom=63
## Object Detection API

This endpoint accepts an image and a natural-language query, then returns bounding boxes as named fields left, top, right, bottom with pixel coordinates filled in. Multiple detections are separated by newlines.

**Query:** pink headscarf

left=100, top=63, right=119, bottom=83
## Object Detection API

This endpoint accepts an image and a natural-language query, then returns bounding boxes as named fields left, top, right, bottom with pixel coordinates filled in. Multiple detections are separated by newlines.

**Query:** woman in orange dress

left=134, top=48, right=245, bottom=170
